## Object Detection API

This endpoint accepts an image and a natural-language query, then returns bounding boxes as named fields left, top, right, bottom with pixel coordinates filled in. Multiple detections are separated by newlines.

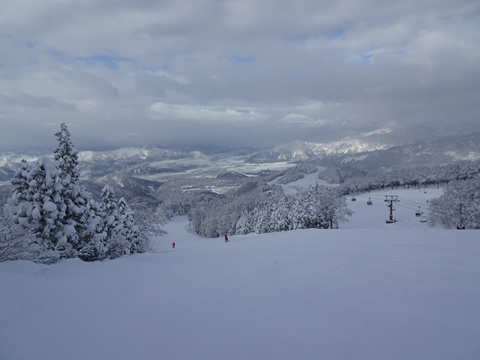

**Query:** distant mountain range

left=319, top=130, right=480, bottom=170
left=2, top=128, right=480, bottom=186
left=247, top=126, right=450, bottom=163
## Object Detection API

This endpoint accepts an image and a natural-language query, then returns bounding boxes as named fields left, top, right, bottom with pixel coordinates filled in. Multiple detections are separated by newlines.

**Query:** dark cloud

left=0, top=0, right=479, bottom=150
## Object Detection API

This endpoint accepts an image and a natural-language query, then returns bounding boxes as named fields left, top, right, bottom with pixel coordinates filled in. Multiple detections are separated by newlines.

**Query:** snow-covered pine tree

left=77, top=198, right=108, bottom=261
left=54, top=123, right=79, bottom=182
left=53, top=123, right=96, bottom=256
left=9, top=159, right=30, bottom=206
left=5, top=157, right=62, bottom=260
left=4, top=124, right=154, bottom=262
left=6, top=159, right=32, bottom=227
left=91, top=185, right=120, bottom=259
left=117, top=197, right=141, bottom=254
left=26, top=157, right=61, bottom=247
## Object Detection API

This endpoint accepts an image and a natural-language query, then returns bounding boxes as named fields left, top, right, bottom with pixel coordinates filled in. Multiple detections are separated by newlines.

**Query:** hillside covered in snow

left=1, top=187, right=479, bottom=360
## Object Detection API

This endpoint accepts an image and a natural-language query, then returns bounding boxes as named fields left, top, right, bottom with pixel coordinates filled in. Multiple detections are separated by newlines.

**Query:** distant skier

left=171, top=242, right=175, bottom=249
left=224, top=235, right=229, bottom=242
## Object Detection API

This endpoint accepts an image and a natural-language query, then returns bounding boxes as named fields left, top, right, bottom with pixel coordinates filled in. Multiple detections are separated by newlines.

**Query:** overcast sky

left=1, top=0, right=479, bottom=151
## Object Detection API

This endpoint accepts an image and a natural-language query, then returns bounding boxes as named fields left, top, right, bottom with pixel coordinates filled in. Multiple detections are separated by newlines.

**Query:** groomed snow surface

left=1, top=187, right=480, bottom=360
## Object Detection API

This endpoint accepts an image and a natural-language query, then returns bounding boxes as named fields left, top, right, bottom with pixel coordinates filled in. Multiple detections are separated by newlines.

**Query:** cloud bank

left=1, top=0, right=479, bottom=150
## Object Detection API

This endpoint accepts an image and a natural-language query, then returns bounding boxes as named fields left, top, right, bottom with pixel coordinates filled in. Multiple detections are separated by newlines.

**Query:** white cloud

left=149, top=70, right=191, bottom=85
left=148, top=102, right=266, bottom=124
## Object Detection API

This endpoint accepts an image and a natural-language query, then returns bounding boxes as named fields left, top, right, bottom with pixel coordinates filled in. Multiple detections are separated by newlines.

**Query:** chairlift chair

left=415, top=206, right=422, bottom=217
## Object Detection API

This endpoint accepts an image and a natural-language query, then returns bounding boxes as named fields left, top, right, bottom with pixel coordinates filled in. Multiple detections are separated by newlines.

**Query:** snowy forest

left=186, top=184, right=352, bottom=238
left=0, top=124, right=152, bottom=263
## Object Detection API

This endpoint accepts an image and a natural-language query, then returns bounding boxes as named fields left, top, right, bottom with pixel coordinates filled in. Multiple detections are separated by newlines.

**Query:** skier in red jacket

left=171, top=242, right=175, bottom=249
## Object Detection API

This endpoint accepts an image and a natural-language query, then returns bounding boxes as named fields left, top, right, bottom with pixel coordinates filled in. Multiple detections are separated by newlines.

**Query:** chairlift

left=367, top=197, right=373, bottom=205
left=415, top=207, right=422, bottom=217
left=386, top=219, right=397, bottom=224
left=351, top=197, right=356, bottom=201
left=420, top=216, right=427, bottom=223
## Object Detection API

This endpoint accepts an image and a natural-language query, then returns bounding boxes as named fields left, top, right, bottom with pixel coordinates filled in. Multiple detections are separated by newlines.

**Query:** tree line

left=336, top=160, right=480, bottom=195
left=187, top=183, right=352, bottom=237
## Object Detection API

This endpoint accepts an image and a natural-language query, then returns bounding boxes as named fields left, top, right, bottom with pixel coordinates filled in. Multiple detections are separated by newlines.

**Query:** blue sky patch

left=329, top=27, right=345, bottom=39
left=362, top=54, right=374, bottom=63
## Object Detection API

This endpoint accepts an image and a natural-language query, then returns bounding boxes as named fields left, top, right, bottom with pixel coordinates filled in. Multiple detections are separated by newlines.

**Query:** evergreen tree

left=117, top=197, right=140, bottom=254
left=4, top=123, right=152, bottom=262
left=6, top=157, right=62, bottom=258
left=99, top=185, right=121, bottom=259
left=54, top=123, right=79, bottom=182
left=6, top=159, right=32, bottom=227
left=25, top=157, right=61, bottom=248
left=77, top=198, right=108, bottom=261
left=53, top=123, right=95, bottom=255
left=9, top=159, right=30, bottom=208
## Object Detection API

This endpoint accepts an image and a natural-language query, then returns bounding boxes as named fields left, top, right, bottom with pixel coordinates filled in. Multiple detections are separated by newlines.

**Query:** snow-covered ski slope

left=1, top=187, right=480, bottom=360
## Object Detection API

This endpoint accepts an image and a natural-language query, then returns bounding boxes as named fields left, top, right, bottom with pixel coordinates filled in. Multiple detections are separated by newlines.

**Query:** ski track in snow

left=1, top=187, right=480, bottom=360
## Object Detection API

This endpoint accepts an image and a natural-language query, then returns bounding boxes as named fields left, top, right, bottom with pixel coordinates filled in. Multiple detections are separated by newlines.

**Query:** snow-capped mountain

left=328, top=130, right=480, bottom=170
left=247, top=127, right=439, bottom=163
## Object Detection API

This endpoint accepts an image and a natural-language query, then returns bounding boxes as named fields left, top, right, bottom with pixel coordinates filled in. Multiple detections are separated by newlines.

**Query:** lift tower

left=384, top=195, right=399, bottom=223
